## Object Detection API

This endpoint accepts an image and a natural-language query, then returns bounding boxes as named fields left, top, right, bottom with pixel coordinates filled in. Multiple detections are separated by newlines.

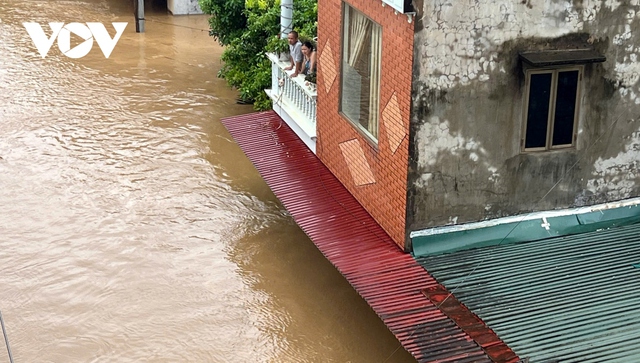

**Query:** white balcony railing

left=265, top=52, right=317, bottom=153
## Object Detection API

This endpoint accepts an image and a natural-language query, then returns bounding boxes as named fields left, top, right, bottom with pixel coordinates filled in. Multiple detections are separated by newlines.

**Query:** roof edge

left=411, top=197, right=640, bottom=257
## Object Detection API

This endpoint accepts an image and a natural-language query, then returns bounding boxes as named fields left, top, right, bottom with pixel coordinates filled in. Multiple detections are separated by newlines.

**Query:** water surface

left=0, top=1, right=415, bottom=362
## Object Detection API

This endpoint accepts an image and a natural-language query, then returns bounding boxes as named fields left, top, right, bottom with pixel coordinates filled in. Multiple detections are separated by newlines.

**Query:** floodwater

left=0, top=1, right=415, bottom=362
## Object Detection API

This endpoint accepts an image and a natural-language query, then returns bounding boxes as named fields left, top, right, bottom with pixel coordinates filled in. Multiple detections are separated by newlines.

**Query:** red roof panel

left=221, top=111, right=517, bottom=363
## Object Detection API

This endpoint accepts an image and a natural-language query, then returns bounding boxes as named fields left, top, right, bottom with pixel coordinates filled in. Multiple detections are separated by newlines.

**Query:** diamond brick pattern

left=319, top=40, right=337, bottom=95
left=339, top=139, right=376, bottom=186
left=382, top=93, right=406, bottom=154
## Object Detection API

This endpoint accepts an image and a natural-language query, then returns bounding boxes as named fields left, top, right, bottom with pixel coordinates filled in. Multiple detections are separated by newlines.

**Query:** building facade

left=408, top=0, right=640, bottom=234
left=317, top=0, right=640, bottom=249
left=317, top=0, right=415, bottom=249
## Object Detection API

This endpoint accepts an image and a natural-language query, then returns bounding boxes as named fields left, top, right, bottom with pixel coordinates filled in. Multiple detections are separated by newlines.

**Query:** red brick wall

left=316, top=0, right=414, bottom=249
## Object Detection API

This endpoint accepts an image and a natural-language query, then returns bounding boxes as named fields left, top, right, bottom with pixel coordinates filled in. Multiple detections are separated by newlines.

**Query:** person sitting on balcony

left=301, top=41, right=317, bottom=76
left=284, top=31, right=303, bottom=77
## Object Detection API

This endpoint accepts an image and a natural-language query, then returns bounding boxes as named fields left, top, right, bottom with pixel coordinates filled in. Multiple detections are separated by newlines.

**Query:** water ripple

left=0, top=1, right=417, bottom=362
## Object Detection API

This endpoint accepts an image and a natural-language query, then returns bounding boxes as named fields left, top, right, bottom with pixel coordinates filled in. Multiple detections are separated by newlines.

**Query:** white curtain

left=367, top=25, right=381, bottom=139
left=347, top=9, right=370, bottom=67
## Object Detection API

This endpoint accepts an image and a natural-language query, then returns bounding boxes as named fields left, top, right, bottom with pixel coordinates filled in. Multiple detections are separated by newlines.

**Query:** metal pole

left=0, top=310, right=14, bottom=363
left=135, top=0, right=145, bottom=33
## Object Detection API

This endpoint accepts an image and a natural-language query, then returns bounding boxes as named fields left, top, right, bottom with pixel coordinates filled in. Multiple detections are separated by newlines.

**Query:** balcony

left=265, top=52, right=317, bottom=153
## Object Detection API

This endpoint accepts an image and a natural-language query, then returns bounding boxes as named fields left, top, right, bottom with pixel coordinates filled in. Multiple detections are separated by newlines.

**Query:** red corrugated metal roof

left=221, top=111, right=518, bottom=363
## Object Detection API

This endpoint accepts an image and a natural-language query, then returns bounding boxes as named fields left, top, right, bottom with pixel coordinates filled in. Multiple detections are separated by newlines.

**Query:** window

left=522, top=67, right=581, bottom=151
left=339, top=4, right=382, bottom=143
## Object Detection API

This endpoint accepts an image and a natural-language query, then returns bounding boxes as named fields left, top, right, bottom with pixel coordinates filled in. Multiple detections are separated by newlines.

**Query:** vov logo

left=23, top=22, right=128, bottom=59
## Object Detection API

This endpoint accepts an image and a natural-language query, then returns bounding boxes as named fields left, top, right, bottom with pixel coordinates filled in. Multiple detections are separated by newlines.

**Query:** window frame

left=338, top=2, right=382, bottom=147
left=521, top=65, right=583, bottom=153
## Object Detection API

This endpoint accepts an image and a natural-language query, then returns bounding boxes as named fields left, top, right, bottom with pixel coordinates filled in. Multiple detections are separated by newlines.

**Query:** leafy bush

left=292, top=0, right=317, bottom=42
left=199, top=0, right=246, bottom=46
left=200, top=0, right=317, bottom=110
left=266, top=36, right=289, bottom=54
left=304, top=72, right=316, bottom=84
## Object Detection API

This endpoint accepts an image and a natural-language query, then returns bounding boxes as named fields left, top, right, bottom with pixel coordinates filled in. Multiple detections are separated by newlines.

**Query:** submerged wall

left=407, top=0, right=640, bottom=233
left=167, top=0, right=203, bottom=15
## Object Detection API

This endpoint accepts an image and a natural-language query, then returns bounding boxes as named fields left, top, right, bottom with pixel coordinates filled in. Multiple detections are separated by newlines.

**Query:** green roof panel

left=416, top=223, right=640, bottom=363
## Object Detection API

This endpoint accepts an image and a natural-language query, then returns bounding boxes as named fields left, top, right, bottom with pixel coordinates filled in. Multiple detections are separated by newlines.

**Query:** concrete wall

left=317, top=0, right=414, bottom=249
left=408, top=0, right=640, bottom=232
left=167, top=0, right=203, bottom=15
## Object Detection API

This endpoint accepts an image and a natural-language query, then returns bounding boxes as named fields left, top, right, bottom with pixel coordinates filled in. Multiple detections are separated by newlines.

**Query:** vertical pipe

left=0, top=310, right=14, bottom=363
left=280, top=0, right=293, bottom=39
left=279, top=0, right=293, bottom=61
left=135, top=0, right=145, bottom=33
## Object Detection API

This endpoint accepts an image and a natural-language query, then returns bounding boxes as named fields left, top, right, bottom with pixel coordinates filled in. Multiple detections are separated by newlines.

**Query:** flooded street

left=0, top=0, right=414, bottom=362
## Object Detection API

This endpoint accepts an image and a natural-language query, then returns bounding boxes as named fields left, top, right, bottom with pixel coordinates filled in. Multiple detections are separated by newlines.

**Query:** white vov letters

left=23, top=22, right=128, bottom=59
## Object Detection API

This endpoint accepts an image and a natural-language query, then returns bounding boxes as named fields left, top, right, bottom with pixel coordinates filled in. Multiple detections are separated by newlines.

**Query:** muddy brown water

left=0, top=1, right=416, bottom=362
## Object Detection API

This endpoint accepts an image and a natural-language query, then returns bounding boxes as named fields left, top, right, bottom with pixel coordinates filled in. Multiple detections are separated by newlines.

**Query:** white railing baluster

left=304, top=95, right=308, bottom=118
left=307, top=98, right=311, bottom=119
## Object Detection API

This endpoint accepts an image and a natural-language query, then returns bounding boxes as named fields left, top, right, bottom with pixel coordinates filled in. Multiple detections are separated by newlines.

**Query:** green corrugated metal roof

left=416, top=223, right=640, bottom=363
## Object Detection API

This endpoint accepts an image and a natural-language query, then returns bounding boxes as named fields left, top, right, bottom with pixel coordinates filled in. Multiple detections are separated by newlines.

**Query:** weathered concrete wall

left=167, top=0, right=203, bottom=15
left=408, top=0, right=640, bottom=232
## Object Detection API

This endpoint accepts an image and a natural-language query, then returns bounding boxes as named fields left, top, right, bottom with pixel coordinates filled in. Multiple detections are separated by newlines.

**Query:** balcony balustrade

left=265, top=52, right=317, bottom=153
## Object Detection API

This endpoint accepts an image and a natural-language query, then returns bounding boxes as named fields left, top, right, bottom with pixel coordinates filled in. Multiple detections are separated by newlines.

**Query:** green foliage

left=304, top=72, right=316, bottom=84
left=265, top=36, right=289, bottom=54
left=198, top=0, right=246, bottom=46
left=200, top=0, right=317, bottom=110
left=292, top=0, right=317, bottom=43
left=246, top=0, right=271, bottom=10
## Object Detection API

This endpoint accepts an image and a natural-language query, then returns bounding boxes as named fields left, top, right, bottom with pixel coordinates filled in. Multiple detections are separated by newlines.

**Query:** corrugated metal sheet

left=221, top=111, right=518, bottom=363
left=417, top=223, right=640, bottom=363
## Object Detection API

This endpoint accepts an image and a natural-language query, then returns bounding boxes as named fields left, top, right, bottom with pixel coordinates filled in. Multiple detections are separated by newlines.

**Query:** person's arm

left=309, top=51, right=317, bottom=74
left=292, top=60, right=303, bottom=77
left=284, top=54, right=294, bottom=71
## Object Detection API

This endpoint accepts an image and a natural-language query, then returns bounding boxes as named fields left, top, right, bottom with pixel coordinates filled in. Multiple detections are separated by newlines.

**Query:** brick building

left=311, top=0, right=640, bottom=252
left=316, top=0, right=414, bottom=250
